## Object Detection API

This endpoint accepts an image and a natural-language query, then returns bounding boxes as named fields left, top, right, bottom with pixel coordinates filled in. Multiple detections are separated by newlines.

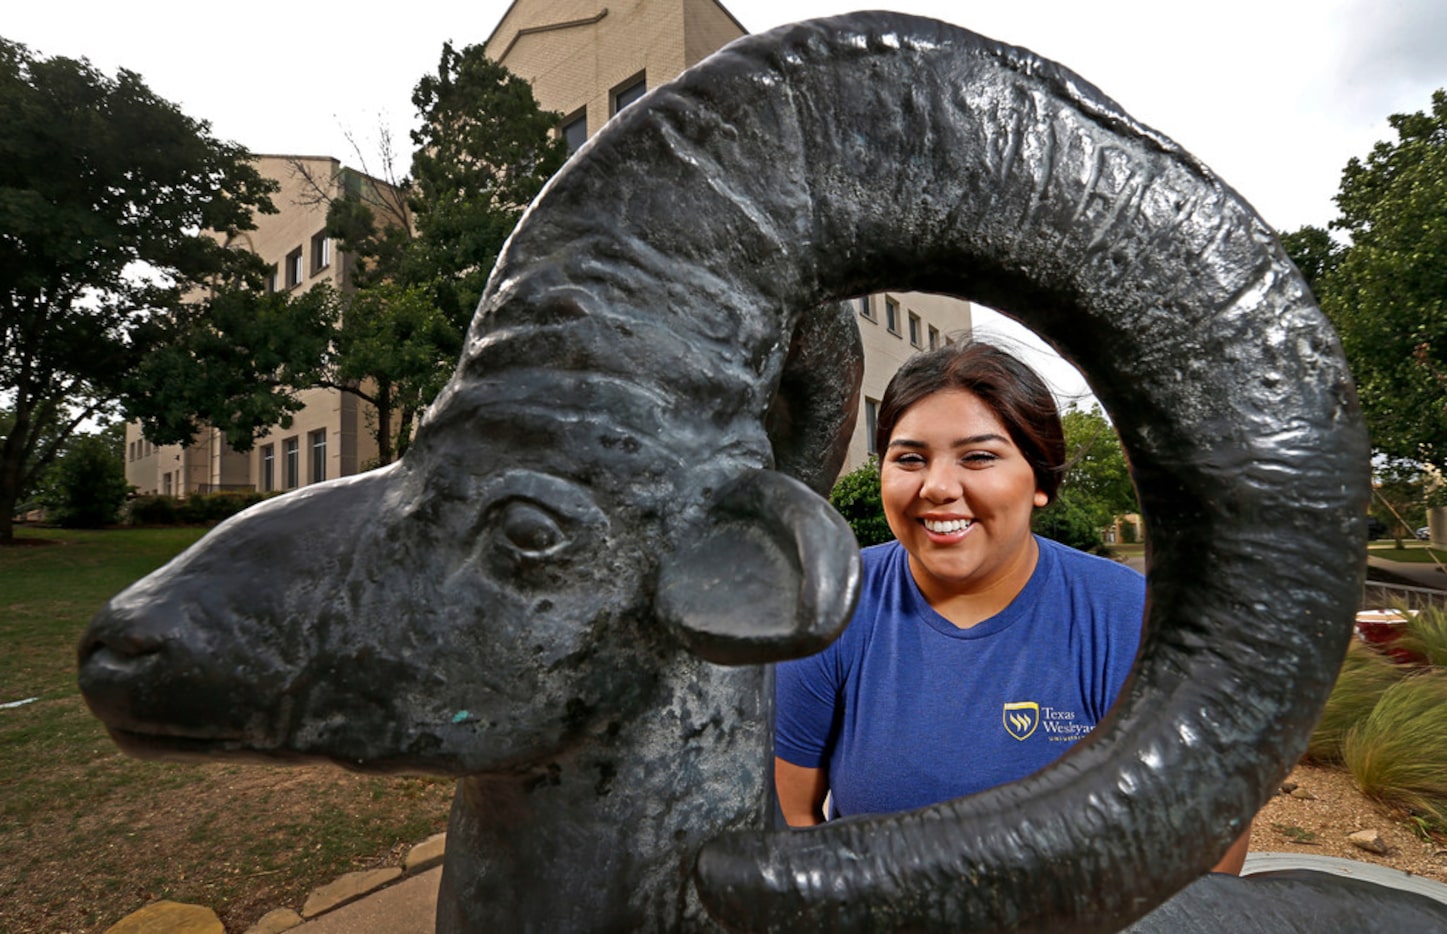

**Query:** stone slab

left=403, top=832, right=447, bottom=872
left=291, top=865, right=441, bottom=934
left=300, top=867, right=402, bottom=918
left=106, top=900, right=223, bottom=933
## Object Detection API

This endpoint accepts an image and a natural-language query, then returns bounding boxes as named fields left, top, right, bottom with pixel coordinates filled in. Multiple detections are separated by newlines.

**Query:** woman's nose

left=919, top=463, right=963, bottom=501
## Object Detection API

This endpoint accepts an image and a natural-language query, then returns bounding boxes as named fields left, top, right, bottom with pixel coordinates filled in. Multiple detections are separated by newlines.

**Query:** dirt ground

left=1, top=759, right=452, bottom=934
left=1250, top=760, right=1447, bottom=883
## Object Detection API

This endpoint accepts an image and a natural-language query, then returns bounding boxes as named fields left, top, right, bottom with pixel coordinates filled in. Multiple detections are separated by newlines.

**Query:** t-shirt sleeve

left=773, top=646, right=841, bottom=769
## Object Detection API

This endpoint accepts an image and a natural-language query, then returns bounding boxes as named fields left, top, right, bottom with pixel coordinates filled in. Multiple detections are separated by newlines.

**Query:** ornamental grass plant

left=1306, top=639, right=1407, bottom=764
left=1397, top=604, right=1447, bottom=667
left=1341, top=670, right=1447, bottom=822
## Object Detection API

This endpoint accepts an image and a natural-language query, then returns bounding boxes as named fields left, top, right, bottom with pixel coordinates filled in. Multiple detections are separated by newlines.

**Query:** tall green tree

left=1283, top=89, right=1447, bottom=471
left=1034, top=404, right=1137, bottom=553
left=312, top=43, right=569, bottom=463
left=38, top=428, right=128, bottom=528
left=123, top=285, right=338, bottom=451
left=0, top=38, right=279, bottom=540
left=407, top=41, right=570, bottom=325
left=323, top=283, right=459, bottom=464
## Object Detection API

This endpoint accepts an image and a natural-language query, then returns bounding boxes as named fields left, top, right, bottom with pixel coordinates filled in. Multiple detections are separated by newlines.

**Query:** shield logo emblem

left=1002, top=701, right=1040, bottom=741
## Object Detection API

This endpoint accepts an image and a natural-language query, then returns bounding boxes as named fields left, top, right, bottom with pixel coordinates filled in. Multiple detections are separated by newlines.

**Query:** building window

left=561, top=109, right=587, bottom=153
left=885, top=297, right=900, bottom=335
left=611, top=73, right=646, bottom=115
left=283, top=437, right=299, bottom=489
left=260, top=444, right=275, bottom=492
left=865, top=398, right=880, bottom=456
left=285, top=248, right=304, bottom=288
left=309, top=429, right=327, bottom=484
left=908, top=312, right=922, bottom=347
left=858, top=296, right=874, bottom=321
left=264, top=264, right=278, bottom=293
left=162, top=472, right=173, bottom=496
left=928, top=325, right=940, bottom=350
left=311, top=232, right=330, bottom=275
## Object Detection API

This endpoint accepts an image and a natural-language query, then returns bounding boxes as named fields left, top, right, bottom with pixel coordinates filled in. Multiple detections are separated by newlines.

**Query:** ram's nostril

left=78, top=607, right=166, bottom=665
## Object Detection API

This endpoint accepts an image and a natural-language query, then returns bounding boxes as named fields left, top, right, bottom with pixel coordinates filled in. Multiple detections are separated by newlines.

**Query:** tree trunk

left=374, top=381, right=394, bottom=466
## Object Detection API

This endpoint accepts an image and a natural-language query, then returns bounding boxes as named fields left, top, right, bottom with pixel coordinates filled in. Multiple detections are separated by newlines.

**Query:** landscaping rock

left=301, top=867, right=402, bottom=917
left=244, top=906, right=304, bottom=933
left=105, top=900, right=223, bottom=933
left=1280, top=782, right=1299, bottom=794
left=404, top=832, right=447, bottom=872
left=1290, top=787, right=1317, bottom=800
left=1349, top=829, right=1391, bottom=855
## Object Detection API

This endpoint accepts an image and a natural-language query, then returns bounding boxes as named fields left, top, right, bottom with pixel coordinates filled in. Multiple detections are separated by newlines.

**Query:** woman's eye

left=499, top=501, right=565, bottom=555
left=962, top=452, right=999, bottom=466
left=893, top=453, right=926, bottom=467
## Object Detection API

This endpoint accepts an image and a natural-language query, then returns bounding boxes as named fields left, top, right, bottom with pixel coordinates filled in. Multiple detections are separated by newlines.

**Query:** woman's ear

left=1034, top=490, right=1049, bottom=508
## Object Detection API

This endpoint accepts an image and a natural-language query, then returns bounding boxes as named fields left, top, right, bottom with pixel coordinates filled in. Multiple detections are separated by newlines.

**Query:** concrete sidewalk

left=288, top=866, right=440, bottom=934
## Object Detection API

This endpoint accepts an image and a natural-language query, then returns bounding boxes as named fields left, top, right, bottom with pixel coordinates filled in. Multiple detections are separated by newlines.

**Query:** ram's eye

left=500, top=501, right=564, bottom=556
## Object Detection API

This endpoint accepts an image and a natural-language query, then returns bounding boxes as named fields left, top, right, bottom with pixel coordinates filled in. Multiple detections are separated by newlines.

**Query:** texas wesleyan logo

left=1002, top=701, right=1039, bottom=741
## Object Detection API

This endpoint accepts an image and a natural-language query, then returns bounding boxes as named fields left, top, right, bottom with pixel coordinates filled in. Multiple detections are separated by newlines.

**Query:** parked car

left=1417, top=526, right=1431, bottom=541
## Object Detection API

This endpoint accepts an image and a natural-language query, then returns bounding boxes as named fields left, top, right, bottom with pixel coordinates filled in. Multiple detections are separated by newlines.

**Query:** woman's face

left=880, top=389, right=1048, bottom=607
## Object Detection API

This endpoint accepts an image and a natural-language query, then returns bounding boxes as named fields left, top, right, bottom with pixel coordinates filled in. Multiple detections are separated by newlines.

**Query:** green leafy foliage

left=317, top=44, right=568, bottom=462
left=328, top=283, right=461, bottom=462
left=1034, top=404, right=1137, bottom=553
left=124, top=285, right=338, bottom=451
left=1371, top=458, right=1433, bottom=544
left=829, top=459, right=892, bottom=547
left=126, top=491, right=273, bottom=526
left=1282, top=89, right=1447, bottom=470
left=408, top=42, right=570, bottom=324
left=37, top=432, right=129, bottom=528
left=0, top=37, right=277, bottom=538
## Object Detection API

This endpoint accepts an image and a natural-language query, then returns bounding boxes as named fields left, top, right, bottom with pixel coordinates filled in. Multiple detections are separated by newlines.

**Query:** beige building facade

left=486, top=0, right=972, bottom=474
left=124, top=155, right=387, bottom=496
left=127, top=0, right=971, bottom=496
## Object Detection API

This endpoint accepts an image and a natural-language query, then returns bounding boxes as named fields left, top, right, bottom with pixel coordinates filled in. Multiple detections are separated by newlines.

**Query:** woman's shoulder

left=1035, top=536, right=1145, bottom=604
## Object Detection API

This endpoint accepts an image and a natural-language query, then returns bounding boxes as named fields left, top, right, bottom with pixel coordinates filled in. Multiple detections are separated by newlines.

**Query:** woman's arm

left=1211, top=824, right=1252, bottom=875
left=775, top=757, right=829, bottom=826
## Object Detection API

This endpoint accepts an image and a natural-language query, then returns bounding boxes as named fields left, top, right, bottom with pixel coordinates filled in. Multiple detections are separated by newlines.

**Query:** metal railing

left=1360, top=580, right=1447, bottom=611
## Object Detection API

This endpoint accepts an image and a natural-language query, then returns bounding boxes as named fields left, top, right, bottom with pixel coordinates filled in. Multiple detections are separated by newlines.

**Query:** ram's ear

left=656, top=470, right=861, bottom=665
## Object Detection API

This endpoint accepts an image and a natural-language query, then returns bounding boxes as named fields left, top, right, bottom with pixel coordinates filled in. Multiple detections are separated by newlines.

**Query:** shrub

left=1342, top=670, right=1447, bottom=821
left=1306, top=639, right=1407, bottom=763
left=40, top=434, right=129, bottom=527
left=1032, top=494, right=1107, bottom=555
left=126, top=495, right=179, bottom=525
left=175, top=491, right=267, bottom=524
left=829, top=459, right=892, bottom=547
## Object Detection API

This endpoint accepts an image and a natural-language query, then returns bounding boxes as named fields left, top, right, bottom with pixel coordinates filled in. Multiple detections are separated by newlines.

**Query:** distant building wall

left=124, top=155, right=398, bottom=497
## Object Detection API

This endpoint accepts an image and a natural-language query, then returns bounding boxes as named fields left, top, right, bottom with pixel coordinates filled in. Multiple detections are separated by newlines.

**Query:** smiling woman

left=773, top=341, right=1252, bottom=872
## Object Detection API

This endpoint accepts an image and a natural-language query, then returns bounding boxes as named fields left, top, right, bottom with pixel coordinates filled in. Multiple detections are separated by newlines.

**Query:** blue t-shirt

left=775, top=536, right=1144, bottom=818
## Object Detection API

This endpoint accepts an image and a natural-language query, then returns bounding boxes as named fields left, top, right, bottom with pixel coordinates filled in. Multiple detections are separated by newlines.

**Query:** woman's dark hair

left=875, top=341, right=1066, bottom=503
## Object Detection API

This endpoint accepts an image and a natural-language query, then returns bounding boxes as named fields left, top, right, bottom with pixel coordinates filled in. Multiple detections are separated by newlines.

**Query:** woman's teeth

left=923, top=518, right=972, bottom=533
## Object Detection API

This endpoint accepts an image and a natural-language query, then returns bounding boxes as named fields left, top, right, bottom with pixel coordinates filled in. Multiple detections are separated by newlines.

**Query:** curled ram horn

left=78, top=10, right=1389, bottom=932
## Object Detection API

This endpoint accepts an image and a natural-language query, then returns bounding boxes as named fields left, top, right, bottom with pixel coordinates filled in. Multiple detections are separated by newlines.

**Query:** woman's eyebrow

left=887, top=432, right=1010, bottom=450
left=955, top=432, right=1010, bottom=446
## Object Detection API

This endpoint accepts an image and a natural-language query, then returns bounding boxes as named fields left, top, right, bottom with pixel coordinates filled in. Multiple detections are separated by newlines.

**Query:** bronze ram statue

left=78, top=12, right=1447, bottom=931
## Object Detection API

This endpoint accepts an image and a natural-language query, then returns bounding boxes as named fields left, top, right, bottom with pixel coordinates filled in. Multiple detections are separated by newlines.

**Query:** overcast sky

left=9, top=0, right=1446, bottom=405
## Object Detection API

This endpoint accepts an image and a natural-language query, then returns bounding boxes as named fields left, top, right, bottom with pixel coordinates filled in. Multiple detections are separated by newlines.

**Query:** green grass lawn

left=0, top=526, right=451, bottom=933
left=1367, top=540, right=1447, bottom=563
